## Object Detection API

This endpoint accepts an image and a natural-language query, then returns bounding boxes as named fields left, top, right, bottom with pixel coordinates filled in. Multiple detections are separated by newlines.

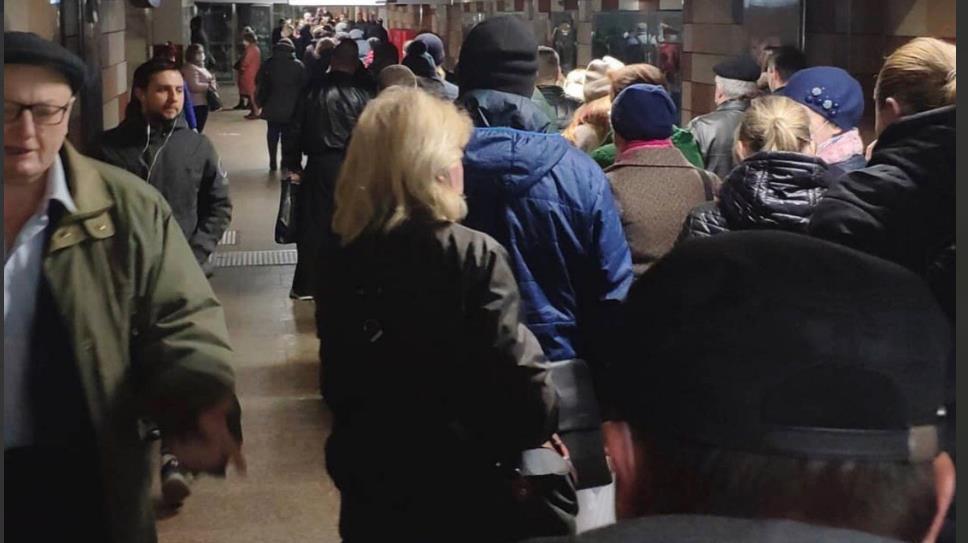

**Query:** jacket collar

left=456, top=89, right=554, bottom=133
left=612, top=145, right=687, bottom=169
left=46, top=141, right=117, bottom=253
left=716, top=98, right=750, bottom=112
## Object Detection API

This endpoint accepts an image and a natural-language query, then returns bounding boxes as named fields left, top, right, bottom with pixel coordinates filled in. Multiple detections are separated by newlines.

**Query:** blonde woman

left=316, top=88, right=562, bottom=542
left=680, top=95, right=839, bottom=240
left=809, top=37, right=955, bottom=320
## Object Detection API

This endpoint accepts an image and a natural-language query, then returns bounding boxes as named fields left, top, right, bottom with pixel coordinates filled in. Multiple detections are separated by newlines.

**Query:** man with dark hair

left=536, top=45, right=581, bottom=131
left=283, top=38, right=373, bottom=300
left=99, top=58, right=232, bottom=277
left=271, top=17, right=287, bottom=45
left=765, top=45, right=807, bottom=92
left=532, top=231, right=955, bottom=542
left=4, top=32, right=243, bottom=541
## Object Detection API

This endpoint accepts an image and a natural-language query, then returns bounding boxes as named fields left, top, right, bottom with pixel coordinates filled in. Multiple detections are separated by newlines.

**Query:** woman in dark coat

left=681, top=95, right=840, bottom=240
left=317, top=87, right=561, bottom=542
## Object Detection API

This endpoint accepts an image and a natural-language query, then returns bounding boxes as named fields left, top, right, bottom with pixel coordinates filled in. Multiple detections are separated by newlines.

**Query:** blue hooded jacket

left=460, top=90, right=634, bottom=362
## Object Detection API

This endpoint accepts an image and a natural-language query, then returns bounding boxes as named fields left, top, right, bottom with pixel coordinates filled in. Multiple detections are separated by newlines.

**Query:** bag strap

left=695, top=167, right=716, bottom=201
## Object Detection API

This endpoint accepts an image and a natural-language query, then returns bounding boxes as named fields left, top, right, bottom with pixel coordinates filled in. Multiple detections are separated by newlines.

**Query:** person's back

left=682, top=95, right=836, bottom=241
left=605, top=84, right=717, bottom=275
left=257, top=39, right=306, bottom=124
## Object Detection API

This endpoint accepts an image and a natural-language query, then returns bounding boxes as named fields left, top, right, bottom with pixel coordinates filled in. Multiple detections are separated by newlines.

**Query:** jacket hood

left=457, top=89, right=553, bottom=133
left=720, top=151, right=838, bottom=232
left=271, top=43, right=296, bottom=58
left=464, top=127, right=570, bottom=195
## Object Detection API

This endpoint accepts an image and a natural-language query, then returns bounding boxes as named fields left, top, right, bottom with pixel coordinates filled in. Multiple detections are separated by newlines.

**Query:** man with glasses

left=4, top=31, right=244, bottom=542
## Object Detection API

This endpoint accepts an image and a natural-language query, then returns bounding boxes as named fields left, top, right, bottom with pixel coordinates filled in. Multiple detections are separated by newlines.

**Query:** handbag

left=274, top=177, right=299, bottom=244
left=206, top=87, right=223, bottom=112
left=547, top=358, right=612, bottom=490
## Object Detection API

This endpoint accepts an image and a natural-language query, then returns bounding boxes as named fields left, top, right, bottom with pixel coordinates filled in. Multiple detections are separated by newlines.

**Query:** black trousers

left=267, top=121, right=288, bottom=167
left=292, top=151, right=344, bottom=297
left=194, top=105, right=210, bottom=133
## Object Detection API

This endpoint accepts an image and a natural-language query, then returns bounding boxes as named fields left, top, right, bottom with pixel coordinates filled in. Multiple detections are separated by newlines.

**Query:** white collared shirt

left=4, top=154, right=77, bottom=448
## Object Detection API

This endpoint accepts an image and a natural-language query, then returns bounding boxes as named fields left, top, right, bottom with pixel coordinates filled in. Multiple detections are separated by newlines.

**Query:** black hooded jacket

left=808, top=106, right=955, bottom=320
left=681, top=151, right=840, bottom=240
left=256, top=42, right=306, bottom=123
left=97, top=107, right=232, bottom=264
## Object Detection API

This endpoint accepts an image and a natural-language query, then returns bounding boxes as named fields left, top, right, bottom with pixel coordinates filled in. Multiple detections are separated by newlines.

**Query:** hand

left=166, top=397, right=246, bottom=476
left=289, top=172, right=302, bottom=184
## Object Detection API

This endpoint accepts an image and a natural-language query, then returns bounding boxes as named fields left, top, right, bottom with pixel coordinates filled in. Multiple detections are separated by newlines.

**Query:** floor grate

left=210, top=249, right=297, bottom=268
left=219, top=230, right=238, bottom=245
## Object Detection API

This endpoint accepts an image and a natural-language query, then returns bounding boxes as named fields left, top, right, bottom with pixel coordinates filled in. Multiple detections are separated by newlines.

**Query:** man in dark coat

left=283, top=39, right=374, bottom=299
left=687, top=54, right=761, bottom=177
left=457, top=17, right=633, bottom=523
left=256, top=38, right=306, bottom=172
left=536, top=46, right=581, bottom=131
left=98, top=58, right=232, bottom=277
left=530, top=231, right=955, bottom=543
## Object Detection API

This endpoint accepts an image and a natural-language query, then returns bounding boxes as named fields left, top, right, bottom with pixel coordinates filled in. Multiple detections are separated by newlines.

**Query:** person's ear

left=923, top=452, right=955, bottom=543
left=734, top=139, right=749, bottom=161
left=133, top=87, right=146, bottom=104
left=885, top=97, right=903, bottom=120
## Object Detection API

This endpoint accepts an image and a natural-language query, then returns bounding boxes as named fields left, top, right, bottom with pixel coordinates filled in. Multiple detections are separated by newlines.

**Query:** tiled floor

left=156, top=87, right=342, bottom=542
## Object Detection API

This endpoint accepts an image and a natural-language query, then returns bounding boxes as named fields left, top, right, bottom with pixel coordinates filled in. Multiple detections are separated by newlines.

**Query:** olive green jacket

left=45, top=142, right=237, bottom=542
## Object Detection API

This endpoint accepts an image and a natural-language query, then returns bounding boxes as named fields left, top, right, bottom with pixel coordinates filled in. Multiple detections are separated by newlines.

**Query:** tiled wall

left=100, top=0, right=129, bottom=130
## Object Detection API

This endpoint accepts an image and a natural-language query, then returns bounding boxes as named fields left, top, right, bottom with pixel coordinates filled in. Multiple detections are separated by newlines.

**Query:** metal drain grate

left=219, top=230, right=238, bottom=245
left=210, top=249, right=297, bottom=268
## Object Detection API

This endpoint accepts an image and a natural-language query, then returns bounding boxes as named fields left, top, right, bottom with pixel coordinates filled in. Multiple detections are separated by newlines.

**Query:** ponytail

left=737, top=95, right=812, bottom=154
left=877, top=37, right=956, bottom=114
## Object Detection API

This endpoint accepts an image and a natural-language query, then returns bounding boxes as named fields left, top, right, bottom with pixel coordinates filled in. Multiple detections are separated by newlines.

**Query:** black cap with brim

left=616, top=231, right=950, bottom=463
left=4, top=31, right=89, bottom=94
left=712, top=54, right=762, bottom=82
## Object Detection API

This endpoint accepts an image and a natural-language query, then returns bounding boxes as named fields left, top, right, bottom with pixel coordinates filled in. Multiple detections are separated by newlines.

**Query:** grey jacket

left=97, top=108, right=232, bottom=264
left=527, top=515, right=905, bottom=543
left=688, top=98, right=750, bottom=178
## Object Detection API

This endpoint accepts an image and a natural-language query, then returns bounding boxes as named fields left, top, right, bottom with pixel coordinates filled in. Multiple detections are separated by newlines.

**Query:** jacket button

left=97, top=224, right=107, bottom=232
left=59, top=230, right=72, bottom=238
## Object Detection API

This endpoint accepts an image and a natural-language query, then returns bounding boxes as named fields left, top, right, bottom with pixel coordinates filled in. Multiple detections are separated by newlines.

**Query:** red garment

left=238, top=43, right=261, bottom=96
left=618, top=138, right=673, bottom=160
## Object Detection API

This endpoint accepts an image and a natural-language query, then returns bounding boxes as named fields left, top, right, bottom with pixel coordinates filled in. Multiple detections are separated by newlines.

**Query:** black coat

left=538, top=85, right=581, bottom=132
left=681, top=151, right=839, bottom=240
left=283, top=70, right=374, bottom=170
left=808, top=106, right=955, bottom=321
left=256, top=44, right=306, bottom=123
left=316, top=219, right=557, bottom=541
left=97, top=109, right=232, bottom=264
left=687, top=98, right=750, bottom=178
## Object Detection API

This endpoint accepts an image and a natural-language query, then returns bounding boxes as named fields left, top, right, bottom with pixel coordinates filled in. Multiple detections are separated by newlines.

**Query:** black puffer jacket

left=283, top=69, right=374, bottom=170
left=808, top=106, right=955, bottom=321
left=681, top=152, right=840, bottom=240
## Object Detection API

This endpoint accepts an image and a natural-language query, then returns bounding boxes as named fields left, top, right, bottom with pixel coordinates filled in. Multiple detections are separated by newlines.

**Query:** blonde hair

left=333, top=87, right=473, bottom=245
left=562, top=96, right=611, bottom=149
left=737, top=95, right=812, bottom=154
left=876, top=37, right=956, bottom=114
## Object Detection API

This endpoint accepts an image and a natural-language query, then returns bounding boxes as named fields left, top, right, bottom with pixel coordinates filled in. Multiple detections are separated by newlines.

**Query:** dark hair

left=609, top=63, right=668, bottom=99
left=332, top=38, right=360, bottom=65
left=537, top=46, right=560, bottom=81
left=767, top=46, right=807, bottom=82
left=185, top=43, right=204, bottom=65
left=132, top=58, right=180, bottom=90
left=636, top=432, right=938, bottom=543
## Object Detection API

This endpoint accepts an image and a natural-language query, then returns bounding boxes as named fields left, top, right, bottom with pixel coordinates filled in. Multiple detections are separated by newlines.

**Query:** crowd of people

left=1, top=9, right=957, bottom=543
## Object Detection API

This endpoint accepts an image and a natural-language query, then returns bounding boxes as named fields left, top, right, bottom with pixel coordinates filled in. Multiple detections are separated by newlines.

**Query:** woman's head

left=609, top=63, right=668, bottom=100
left=736, top=95, right=813, bottom=159
left=281, top=23, right=295, bottom=39
left=242, top=31, right=256, bottom=45
left=562, top=96, right=612, bottom=152
left=185, top=43, right=205, bottom=66
left=874, top=37, right=956, bottom=135
left=333, top=88, right=473, bottom=245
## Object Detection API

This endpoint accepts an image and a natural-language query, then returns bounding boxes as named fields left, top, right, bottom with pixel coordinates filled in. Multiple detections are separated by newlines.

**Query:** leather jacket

left=687, top=98, right=749, bottom=178
left=283, top=70, right=374, bottom=170
left=538, top=85, right=581, bottom=132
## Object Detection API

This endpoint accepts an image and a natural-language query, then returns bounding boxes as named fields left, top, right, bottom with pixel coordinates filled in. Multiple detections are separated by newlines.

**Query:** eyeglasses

left=4, top=99, right=74, bottom=126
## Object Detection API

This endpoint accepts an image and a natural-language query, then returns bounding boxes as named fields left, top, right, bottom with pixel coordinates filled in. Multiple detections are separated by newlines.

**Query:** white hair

left=715, top=75, right=759, bottom=100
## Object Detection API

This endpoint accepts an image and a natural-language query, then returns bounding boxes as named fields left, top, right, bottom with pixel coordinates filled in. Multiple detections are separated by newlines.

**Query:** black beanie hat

left=4, top=31, right=88, bottom=93
left=616, top=231, right=950, bottom=463
left=458, top=16, right=538, bottom=98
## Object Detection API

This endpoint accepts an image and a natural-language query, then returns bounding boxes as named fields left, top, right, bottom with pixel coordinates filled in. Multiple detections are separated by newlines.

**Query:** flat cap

left=4, top=31, right=88, bottom=93
left=713, top=53, right=761, bottom=82
left=616, top=231, right=950, bottom=463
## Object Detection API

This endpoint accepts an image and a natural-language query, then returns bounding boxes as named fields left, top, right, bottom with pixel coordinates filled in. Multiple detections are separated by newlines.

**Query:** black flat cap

left=616, top=231, right=950, bottom=463
left=713, top=53, right=761, bottom=82
left=4, top=31, right=88, bottom=93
